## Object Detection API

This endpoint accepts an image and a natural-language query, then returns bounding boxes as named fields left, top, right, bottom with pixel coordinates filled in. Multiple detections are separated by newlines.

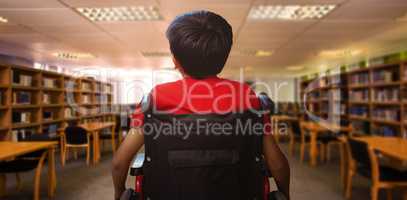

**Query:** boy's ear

left=172, top=56, right=185, bottom=74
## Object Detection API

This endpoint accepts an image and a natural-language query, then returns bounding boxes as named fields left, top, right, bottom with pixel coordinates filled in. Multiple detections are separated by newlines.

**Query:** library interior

left=0, top=0, right=407, bottom=200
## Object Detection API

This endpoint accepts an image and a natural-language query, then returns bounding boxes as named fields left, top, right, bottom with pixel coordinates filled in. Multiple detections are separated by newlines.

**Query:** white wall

left=253, top=77, right=297, bottom=103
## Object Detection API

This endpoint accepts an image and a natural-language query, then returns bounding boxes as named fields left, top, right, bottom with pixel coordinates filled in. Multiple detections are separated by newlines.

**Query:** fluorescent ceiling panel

left=76, top=6, right=163, bottom=22
left=248, top=5, right=337, bottom=20
left=53, top=52, right=95, bottom=60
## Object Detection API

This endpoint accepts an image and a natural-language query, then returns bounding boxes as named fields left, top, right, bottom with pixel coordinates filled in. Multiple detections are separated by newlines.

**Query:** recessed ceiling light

left=286, top=66, right=304, bottom=71
left=320, top=49, right=362, bottom=57
left=53, top=52, right=95, bottom=60
left=248, top=4, right=337, bottom=20
left=141, top=52, right=171, bottom=58
left=0, top=16, right=8, bottom=23
left=76, top=6, right=163, bottom=22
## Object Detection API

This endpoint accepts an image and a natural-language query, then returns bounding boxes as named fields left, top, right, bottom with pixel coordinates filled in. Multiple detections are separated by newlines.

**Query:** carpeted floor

left=1, top=144, right=405, bottom=200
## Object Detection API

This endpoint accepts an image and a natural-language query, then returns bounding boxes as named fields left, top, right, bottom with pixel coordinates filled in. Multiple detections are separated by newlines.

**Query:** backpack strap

left=140, top=93, right=152, bottom=114
left=258, top=93, right=275, bottom=114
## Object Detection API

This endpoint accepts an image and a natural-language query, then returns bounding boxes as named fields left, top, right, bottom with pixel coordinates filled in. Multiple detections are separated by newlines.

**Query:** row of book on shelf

left=349, top=88, right=400, bottom=102
left=351, top=121, right=399, bottom=137
left=13, top=71, right=33, bottom=87
left=10, top=124, right=59, bottom=142
left=11, top=71, right=113, bottom=91
left=372, top=70, right=398, bottom=83
left=348, top=68, right=402, bottom=86
left=11, top=92, right=112, bottom=105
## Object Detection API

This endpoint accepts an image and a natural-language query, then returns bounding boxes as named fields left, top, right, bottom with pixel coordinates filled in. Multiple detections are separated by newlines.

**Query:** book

left=349, top=73, right=369, bottom=85
left=43, top=111, right=53, bottom=120
left=81, top=82, right=91, bottom=91
left=12, top=91, right=31, bottom=104
left=43, top=124, right=58, bottom=138
left=12, top=71, right=33, bottom=86
left=43, top=93, right=51, bottom=104
left=373, top=88, right=399, bottom=102
left=373, top=125, right=396, bottom=137
left=11, top=128, right=36, bottom=141
left=105, top=85, right=112, bottom=93
left=83, top=95, right=91, bottom=104
left=349, top=90, right=369, bottom=102
left=13, top=112, right=31, bottom=123
left=350, top=106, right=369, bottom=117
left=64, top=108, right=73, bottom=118
left=43, top=78, right=56, bottom=88
left=372, top=108, right=399, bottom=121
left=64, top=80, right=76, bottom=90
left=372, top=70, right=397, bottom=83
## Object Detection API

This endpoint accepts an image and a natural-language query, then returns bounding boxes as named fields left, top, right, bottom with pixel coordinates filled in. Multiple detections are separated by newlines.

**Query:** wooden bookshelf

left=300, top=61, right=407, bottom=138
left=300, top=71, right=349, bottom=126
left=0, top=64, right=115, bottom=141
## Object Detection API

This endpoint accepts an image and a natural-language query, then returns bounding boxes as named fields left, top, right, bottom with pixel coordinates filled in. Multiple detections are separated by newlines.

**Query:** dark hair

left=166, top=10, right=233, bottom=78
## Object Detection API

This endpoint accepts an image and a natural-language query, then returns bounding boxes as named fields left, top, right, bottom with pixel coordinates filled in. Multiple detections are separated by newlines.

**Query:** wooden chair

left=325, top=124, right=354, bottom=162
left=100, top=116, right=118, bottom=153
left=345, top=138, right=407, bottom=200
left=0, top=150, right=48, bottom=200
left=290, top=121, right=339, bottom=163
left=62, top=126, right=91, bottom=166
left=100, top=125, right=117, bottom=153
left=288, top=120, right=302, bottom=157
left=289, top=121, right=322, bottom=162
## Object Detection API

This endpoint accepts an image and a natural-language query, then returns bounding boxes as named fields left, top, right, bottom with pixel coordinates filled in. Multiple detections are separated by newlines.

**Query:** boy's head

left=166, top=10, right=233, bottom=79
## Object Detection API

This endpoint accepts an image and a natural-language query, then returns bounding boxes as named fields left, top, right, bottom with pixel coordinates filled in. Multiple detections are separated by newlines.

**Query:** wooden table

left=271, top=115, right=298, bottom=143
left=80, top=122, right=116, bottom=164
left=301, top=121, right=352, bottom=167
left=353, top=137, right=407, bottom=200
left=354, top=137, right=407, bottom=161
left=0, top=141, right=57, bottom=200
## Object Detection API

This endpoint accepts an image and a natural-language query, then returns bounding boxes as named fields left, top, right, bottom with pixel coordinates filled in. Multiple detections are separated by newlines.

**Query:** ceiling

left=0, top=0, right=407, bottom=78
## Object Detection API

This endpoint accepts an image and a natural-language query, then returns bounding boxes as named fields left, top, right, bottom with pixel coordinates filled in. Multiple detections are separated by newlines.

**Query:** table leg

left=339, top=142, right=347, bottom=192
left=95, top=131, right=101, bottom=163
left=310, top=131, right=318, bottom=167
left=59, top=134, right=64, bottom=165
left=275, top=119, right=279, bottom=143
left=92, top=131, right=98, bottom=164
left=47, top=147, right=56, bottom=197
left=111, top=126, right=116, bottom=153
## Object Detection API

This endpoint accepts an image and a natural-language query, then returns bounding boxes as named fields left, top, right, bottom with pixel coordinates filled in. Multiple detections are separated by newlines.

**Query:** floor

left=1, top=143, right=405, bottom=200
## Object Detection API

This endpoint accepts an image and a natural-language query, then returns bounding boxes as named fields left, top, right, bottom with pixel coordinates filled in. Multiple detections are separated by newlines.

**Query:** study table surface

left=354, top=136, right=407, bottom=161
left=0, top=141, right=57, bottom=160
left=0, top=141, right=57, bottom=199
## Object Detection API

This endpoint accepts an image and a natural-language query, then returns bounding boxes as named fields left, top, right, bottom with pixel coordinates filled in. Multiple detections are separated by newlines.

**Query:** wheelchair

left=121, top=94, right=287, bottom=200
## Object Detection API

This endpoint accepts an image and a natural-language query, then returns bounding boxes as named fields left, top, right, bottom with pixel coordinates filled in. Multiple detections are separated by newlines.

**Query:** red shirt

left=132, top=76, right=270, bottom=133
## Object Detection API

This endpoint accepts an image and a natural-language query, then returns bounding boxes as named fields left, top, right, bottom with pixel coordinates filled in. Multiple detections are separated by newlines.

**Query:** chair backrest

left=142, top=111, right=265, bottom=200
left=347, top=138, right=371, bottom=168
left=291, top=120, right=302, bottom=137
left=64, top=126, right=88, bottom=145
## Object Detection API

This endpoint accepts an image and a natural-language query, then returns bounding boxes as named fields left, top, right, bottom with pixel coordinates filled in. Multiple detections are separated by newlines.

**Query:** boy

left=112, top=10, right=290, bottom=200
